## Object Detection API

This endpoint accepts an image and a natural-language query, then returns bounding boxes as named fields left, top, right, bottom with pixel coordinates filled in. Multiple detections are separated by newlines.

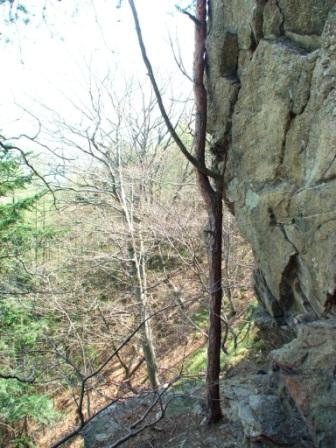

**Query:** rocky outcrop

left=81, top=385, right=204, bottom=447
left=78, top=322, right=336, bottom=448
left=207, top=0, right=336, bottom=322
left=272, top=320, right=336, bottom=447
left=82, top=374, right=315, bottom=448
left=222, top=371, right=314, bottom=447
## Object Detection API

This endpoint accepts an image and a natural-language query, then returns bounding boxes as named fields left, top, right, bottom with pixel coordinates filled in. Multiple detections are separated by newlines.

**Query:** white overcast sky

left=0, top=0, right=194, bottom=138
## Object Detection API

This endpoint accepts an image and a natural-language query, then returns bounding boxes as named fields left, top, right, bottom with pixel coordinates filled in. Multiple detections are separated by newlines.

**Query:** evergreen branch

left=0, top=140, right=57, bottom=208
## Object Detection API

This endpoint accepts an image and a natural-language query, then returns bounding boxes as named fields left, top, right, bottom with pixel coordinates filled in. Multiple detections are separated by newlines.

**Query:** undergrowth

left=183, top=300, right=265, bottom=377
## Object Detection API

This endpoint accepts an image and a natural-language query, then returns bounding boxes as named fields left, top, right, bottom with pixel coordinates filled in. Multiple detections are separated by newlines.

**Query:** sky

left=0, top=0, right=194, bottom=139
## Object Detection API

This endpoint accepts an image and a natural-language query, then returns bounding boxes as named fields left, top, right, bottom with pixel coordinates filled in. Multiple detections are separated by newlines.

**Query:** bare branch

left=168, top=33, right=193, bottom=82
left=175, top=5, right=202, bottom=26
left=127, top=0, right=220, bottom=180
left=0, top=372, right=35, bottom=384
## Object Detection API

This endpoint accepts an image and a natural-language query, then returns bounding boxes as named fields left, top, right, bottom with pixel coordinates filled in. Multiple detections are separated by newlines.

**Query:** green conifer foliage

left=0, top=150, right=58, bottom=445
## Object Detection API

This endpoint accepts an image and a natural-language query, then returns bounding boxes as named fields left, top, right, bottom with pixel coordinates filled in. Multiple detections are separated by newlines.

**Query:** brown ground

left=31, top=249, right=255, bottom=448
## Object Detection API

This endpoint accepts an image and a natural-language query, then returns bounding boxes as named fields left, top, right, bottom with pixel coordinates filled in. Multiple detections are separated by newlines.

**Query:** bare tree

left=44, top=76, right=194, bottom=391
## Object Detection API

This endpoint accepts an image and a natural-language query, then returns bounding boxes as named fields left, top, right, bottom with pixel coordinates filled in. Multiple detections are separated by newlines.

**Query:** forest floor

left=99, top=325, right=277, bottom=448
left=33, top=285, right=286, bottom=448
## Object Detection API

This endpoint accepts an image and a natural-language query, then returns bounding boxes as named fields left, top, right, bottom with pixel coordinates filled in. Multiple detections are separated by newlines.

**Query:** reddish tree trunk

left=205, top=193, right=223, bottom=423
left=128, top=0, right=224, bottom=423
left=193, top=0, right=223, bottom=423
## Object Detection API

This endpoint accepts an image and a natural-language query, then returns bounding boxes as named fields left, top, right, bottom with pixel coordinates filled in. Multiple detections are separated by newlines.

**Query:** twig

left=168, top=33, right=193, bottom=82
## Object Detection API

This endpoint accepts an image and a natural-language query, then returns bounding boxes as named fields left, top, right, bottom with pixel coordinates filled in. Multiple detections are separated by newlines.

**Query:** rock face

left=272, top=320, right=336, bottom=447
left=207, top=0, right=336, bottom=322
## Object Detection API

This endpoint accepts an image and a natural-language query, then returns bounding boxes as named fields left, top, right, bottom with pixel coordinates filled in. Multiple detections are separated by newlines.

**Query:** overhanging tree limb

left=175, top=5, right=202, bottom=26
left=128, top=0, right=220, bottom=180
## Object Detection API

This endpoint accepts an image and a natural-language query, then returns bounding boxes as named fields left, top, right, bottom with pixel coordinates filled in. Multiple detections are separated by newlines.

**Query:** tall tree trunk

left=205, top=191, right=223, bottom=422
left=139, top=297, right=160, bottom=390
left=118, top=145, right=160, bottom=391
left=193, top=0, right=223, bottom=423
left=128, top=0, right=224, bottom=421
left=138, top=235, right=160, bottom=390
left=128, top=239, right=160, bottom=391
